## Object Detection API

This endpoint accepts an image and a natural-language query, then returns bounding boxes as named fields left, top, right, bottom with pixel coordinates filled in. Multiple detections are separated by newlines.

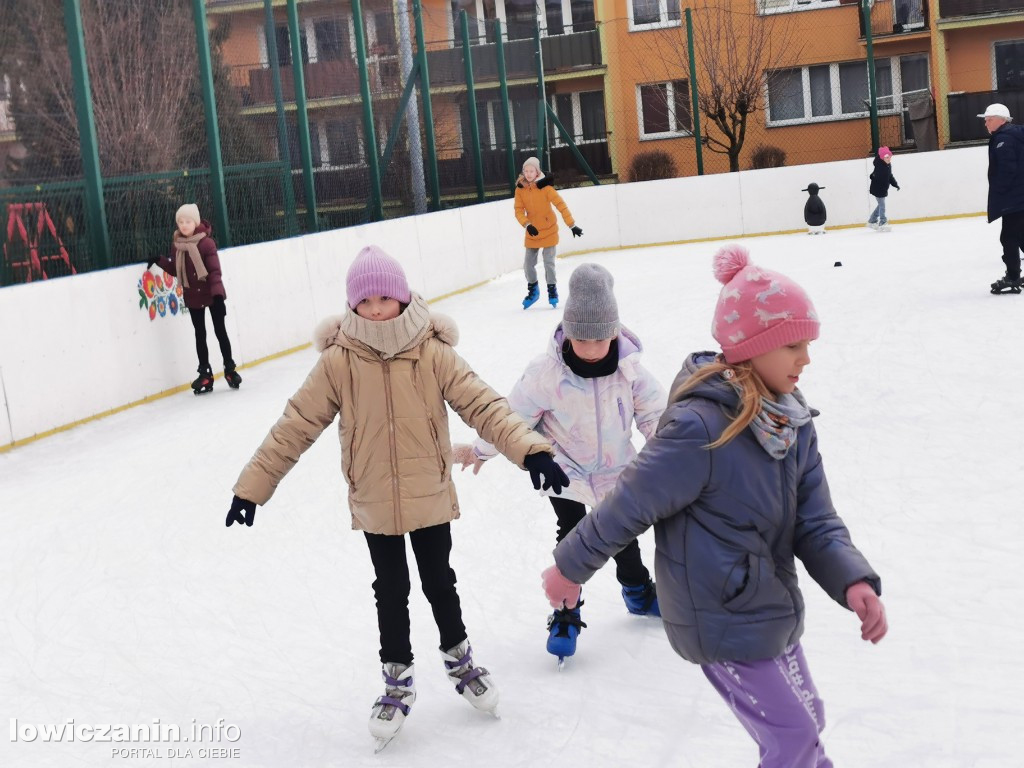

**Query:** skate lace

left=547, top=600, right=587, bottom=638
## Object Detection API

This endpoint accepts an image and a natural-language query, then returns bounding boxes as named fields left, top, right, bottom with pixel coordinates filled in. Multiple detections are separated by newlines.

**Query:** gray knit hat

left=562, top=264, right=620, bottom=341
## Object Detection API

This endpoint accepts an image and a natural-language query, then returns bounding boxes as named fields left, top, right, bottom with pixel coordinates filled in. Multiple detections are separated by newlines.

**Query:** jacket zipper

left=617, top=397, right=626, bottom=430
left=592, top=381, right=603, bottom=474
left=382, top=361, right=400, bottom=531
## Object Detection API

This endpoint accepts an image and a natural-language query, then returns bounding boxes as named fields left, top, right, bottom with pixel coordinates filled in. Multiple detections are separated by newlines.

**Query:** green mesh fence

left=0, top=0, right=938, bottom=286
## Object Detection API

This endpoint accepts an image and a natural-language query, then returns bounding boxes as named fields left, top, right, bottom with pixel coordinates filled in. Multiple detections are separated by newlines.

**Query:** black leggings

left=189, top=296, right=234, bottom=370
left=364, top=523, right=467, bottom=665
left=549, top=497, right=650, bottom=587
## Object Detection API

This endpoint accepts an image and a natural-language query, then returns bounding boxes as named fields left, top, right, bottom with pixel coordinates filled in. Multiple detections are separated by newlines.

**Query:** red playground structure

left=2, top=202, right=76, bottom=284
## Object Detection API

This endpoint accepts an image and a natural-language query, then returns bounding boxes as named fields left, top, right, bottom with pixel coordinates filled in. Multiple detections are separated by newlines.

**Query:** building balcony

left=426, top=28, right=602, bottom=88
left=231, top=55, right=403, bottom=108
left=939, top=0, right=1024, bottom=16
left=947, top=89, right=1024, bottom=142
left=859, top=0, right=929, bottom=38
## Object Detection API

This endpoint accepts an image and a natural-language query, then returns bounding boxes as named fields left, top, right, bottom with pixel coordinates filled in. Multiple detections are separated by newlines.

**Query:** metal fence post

left=62, top=0, right=111, bottom=268
left=191, top=0, right=231, bottom=245
left=412, top=0, right=441, bottom=210
left=494, top=19, right=516, bottom=195
left=862, top=0, right=880, bottom=153
left=353, top=0, right=383, bottom=220
left=264, top=0, right=297, bottom=235
left=285, top=0, right=318, bottom=231
left=685, top=8, right=704, bottom=176
left=460, top=11, right=485, bottom=202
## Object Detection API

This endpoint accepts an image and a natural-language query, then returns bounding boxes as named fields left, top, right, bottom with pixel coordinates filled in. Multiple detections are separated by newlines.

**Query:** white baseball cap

left=978, top=103, right=1011, bottom=120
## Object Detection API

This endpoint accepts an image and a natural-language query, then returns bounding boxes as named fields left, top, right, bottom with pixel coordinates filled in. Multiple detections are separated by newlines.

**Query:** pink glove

left=541, top=565, right=581, bottom=609
left=846, top=581, right=887, bottom=644
left=451, top=443, right=485, bottom=474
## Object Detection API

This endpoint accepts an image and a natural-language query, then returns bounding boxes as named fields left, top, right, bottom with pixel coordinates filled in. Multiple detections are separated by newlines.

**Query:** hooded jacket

left=155, top=221, right=225, bottom=310
left=554, top=352, right=880, bottom=665
left=474, top=324, right=666, bottom=507
left=514, top=174, right=575, bottom=249
left=234, top=295, right=552, bottom=534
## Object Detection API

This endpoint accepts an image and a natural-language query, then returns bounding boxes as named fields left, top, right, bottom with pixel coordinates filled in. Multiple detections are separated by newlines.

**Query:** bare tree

left=0, top=0, right=265, bottom=181
left=627, top=3, right=801, bottom=172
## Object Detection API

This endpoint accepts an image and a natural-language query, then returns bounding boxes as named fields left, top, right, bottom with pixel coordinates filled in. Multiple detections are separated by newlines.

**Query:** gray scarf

left=172, top=231, right=208, bottom=289
left=748, top=390, right=813, bottom=459
left=339, top=293, right=432, bottom=359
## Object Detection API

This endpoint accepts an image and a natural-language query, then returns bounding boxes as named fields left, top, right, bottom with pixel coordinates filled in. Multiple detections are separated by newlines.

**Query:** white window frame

left=756, top=0, right=843, bottom=16
left=448, top=1, right=585, bottom=45
left=317, top=118, right=365, bottom=170
left=635, top=80, right=692, bottom=140
left=764, top=55, right=926, bottom=127
left=549, top=91, right=606, bottom=146
left=628, top=0, right=682, bottom=32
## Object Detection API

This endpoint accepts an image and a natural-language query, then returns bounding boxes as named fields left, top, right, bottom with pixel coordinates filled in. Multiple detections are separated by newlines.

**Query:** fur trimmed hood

left=313, top=308, right=459, bottom=353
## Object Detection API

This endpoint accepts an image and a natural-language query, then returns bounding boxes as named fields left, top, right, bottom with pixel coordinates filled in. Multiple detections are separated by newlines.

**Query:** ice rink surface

left=3, top=216, right=1023, bottom=767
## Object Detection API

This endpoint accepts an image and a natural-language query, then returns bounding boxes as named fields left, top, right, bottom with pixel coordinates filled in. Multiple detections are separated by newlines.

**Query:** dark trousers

left=1000, top=211, right=1024, bottom=281
left=364, top=523, right=467, bottom=665
left=189, top=296, right=234, bottom=371
left=549, top=497, right=650, bottom=587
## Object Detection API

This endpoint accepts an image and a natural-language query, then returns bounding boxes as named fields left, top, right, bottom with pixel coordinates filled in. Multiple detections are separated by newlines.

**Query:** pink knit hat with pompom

left=711, top=245, right=820, bottom=364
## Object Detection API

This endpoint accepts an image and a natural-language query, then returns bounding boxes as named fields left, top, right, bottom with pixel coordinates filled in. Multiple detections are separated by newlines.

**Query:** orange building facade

left=204, top=0, right=1024, bottom=197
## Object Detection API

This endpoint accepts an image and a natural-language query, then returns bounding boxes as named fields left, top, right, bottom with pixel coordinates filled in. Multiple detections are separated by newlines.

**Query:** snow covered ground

left=3, top=216, right=1023, bottom=768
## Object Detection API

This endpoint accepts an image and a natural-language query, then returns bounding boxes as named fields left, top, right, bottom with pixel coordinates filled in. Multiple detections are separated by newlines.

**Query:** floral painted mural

left=138, top=269, right=185, bottom=321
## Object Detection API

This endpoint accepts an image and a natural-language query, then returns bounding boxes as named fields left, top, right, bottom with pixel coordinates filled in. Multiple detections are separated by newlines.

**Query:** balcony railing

left=939, top=0, right=1024, bottom=16
left=426, top=29, right=602, bottom=88
left=859, top=0, right=929, bottom=37
left=947, top=90, right=1024, bottom=142
left=231, top=55, right=403, bottom=107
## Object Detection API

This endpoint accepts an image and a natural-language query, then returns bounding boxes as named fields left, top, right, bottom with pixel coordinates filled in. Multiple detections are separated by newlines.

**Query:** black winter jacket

left=987, top=123, right=1024, bottom=222
left=868, top=156, right=899, bottom=198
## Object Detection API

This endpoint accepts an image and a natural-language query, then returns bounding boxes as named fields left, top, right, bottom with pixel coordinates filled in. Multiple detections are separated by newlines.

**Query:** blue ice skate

left=546, top=599, right=586, bottom=669
left=547, top=283, right=559, bottom=308
left=522, top=282, right=540, bottom=309
left=621, top=580, right=660, bottom=617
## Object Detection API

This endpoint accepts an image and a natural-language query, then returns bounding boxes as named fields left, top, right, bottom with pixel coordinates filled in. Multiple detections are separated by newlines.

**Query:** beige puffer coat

left=234, top=296, right=552, bottom=534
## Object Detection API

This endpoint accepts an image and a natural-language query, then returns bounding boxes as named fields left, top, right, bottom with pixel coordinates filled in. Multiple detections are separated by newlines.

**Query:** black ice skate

left=191, top=365, right=214, bottom=394
left=547, top=283, right=559, bottom=308
left=990, top=275, right=1023, bottom=295
left=224, top=365, right=242, bottom=389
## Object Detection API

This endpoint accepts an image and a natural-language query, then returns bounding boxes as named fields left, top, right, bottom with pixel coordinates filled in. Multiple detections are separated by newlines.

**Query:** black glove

left=895, top=185, right=901, bottom=191
left=525, top=224, right=539, bottom=237
left=571, top=225, right=583, bottom=238
left=146, top=256, right=158, bottom=270
left=523, top=452, right=570, bottom=495
left=226, top=495, right=257, bottom=527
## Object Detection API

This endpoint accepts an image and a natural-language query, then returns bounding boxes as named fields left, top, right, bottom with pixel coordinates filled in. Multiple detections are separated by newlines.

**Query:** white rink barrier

left=0, top=145, right=988, bottom=447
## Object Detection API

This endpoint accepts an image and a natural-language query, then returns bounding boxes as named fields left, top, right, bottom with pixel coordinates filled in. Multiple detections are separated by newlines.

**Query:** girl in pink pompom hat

left=541, top=244, right=887, bottom=767
left=867, top=146, right=900, bottom=231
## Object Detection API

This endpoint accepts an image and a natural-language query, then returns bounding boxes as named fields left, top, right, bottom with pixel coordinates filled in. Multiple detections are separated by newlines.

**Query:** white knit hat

left=175, top=203, right=201, bottom=225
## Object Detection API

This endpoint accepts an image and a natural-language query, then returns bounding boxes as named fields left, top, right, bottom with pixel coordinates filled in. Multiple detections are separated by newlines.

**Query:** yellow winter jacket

left=514, top=174, right=575, bottom=249
left=234, top=295, right=552, bottom=534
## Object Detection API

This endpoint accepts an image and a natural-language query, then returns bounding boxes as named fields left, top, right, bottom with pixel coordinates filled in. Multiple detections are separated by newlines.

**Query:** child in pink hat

left=227, top=244, right=569, bottom=750
left=867, top=146, right=900, bottom=231
left=542, top=244, right=886, bottom=768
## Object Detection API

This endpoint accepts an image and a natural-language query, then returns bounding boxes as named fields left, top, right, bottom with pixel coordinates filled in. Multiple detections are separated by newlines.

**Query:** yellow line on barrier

left=0, top=210, right=988, bottom=453
left=0, top=343, right=311, bottom=454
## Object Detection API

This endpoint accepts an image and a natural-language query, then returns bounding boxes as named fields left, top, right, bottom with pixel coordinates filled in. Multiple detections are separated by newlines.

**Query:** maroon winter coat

left=155, top=220, right=227, bottom=310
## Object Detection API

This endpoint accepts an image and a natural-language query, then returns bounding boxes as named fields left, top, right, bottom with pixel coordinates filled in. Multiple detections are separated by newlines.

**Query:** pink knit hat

left=878, top=146, right=892, bottom=159
left=346, top=245, right=411, bottom=308
left=711, top=245, right=820, bottom=364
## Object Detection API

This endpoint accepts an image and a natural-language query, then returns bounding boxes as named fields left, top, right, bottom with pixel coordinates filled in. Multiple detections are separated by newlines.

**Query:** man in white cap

left=980, top=103, right=1024, bottom=294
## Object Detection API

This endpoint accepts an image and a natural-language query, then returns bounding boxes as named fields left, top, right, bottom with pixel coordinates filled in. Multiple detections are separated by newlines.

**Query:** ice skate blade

left=556, top=656, right=567, bottom=671
left=374, top=736, right=394, bottom=753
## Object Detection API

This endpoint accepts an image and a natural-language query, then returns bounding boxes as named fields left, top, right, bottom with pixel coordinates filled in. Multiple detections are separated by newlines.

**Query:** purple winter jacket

left=554, top=352, right=881, bottom=665
left=155, top=220, right=226, bottom=310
